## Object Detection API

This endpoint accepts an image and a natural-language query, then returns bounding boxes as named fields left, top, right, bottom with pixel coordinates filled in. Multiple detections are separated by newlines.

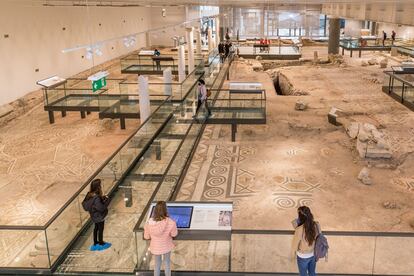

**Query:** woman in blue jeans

left=291, top=206, right=320, bottom=276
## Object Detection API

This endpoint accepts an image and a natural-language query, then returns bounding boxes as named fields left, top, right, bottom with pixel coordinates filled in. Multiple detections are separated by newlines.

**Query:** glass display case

left=340, top=37, right=391, bottom=57
left=383, top=70, right=414, bottom=110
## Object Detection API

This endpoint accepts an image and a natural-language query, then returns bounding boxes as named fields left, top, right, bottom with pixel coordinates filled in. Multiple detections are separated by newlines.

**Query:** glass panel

left=135, top=230, right=149, bottom=270
left=0, top=229, right=50, bottom=268
left=148, top=240, right=230, bottom=272
left=44, top=88, right=66, bottom=106
left=404, top=85, right=414, bottom=103
left=382, top=73, right=392, bottom=92
left=231, top=234, right=378, bottom=274
left=391, top=78, right=404, bottom=99
left=46, top=199, right=82, bottom=265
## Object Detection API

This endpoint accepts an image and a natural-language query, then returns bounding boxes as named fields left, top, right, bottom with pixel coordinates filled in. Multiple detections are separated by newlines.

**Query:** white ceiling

left=12, top=0, right=414, bottom=7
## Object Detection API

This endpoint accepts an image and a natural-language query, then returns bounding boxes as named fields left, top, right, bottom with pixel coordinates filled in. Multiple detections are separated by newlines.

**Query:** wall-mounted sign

left=92, top=77, right=106, bottom=92
left=88, top=71, right=109, bottom=92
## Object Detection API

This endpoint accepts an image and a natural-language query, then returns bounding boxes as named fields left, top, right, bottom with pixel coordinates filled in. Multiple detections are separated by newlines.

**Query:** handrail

left=0, top=96, right=172, bottom=230
left=132, top=53, right=233, bottom=233
left=232, top=229, right=414, bottom=237
left=119, top=62, right=204, bottom=87
left=132, top=113, right=203, bottom=232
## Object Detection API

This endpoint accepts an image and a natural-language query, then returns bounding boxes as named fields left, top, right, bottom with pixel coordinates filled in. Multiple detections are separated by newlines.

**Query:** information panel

left=229, top=82, right=263, bottom=91
left=147, top=202, right=232, bottom=231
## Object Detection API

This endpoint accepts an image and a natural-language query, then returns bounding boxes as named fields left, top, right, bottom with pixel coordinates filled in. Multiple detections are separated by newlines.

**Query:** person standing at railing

left=154, top=49, right=161, bottom=71
left=291, top=206, right=321, bottom=276
left=82, top=179, right=111, bottom=251
left=194, top=79, right=211, bottom=118
left=382, top=31, right=387, bottom=47
left=144, top=201, right=178, bottom=276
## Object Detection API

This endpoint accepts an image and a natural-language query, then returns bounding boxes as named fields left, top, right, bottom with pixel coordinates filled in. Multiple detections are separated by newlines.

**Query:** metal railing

left=0, top=98, right=174, bottom=271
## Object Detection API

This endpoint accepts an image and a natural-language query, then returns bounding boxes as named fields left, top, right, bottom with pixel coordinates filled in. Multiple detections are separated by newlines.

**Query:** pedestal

left=138, top=75, right=151, bottom=123
left=196, top=27, right=202, bottom=55
left=186, top=27, right=195, bottom=73
left=178, top=45, right=186, bottom=83
left=163, top=67, right=172, bottom=97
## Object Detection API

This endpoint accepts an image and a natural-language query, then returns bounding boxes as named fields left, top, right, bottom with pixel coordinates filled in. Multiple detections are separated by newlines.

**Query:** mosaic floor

left=177, top=51, right=414, bottom=232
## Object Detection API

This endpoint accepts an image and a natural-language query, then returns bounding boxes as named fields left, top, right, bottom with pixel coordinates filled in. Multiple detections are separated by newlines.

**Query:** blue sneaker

left=90, top=244, right=99, bottom=251
left=97, top=242, right=112, bottom=251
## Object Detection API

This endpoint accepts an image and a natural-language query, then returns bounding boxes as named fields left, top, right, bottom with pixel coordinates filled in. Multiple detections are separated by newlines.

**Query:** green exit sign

left=92, top=77, right=107, bottom=92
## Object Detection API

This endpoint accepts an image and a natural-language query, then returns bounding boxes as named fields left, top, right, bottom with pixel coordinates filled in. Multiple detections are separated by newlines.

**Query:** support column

left=138, top=75, right=151, bottom=123
left=328, top=17, right=341, bottom=55
left=178, top=45, right=186, bottom=83
left=371, top=21, right=377, bottom=36
left=304, top=14, right=310, bottom=37
left=186, top=27, right=195, bottom=73
left=260, top=8, right=265, bottom=38
left=195, top=27, right=202, bottom=55
left=145, top=32, right=151, bottom=48
left=163, top=67, right=172, bottom=97
left=215, top=17, right=220, bottom=45
left=208, top=28, right=213, bottom=52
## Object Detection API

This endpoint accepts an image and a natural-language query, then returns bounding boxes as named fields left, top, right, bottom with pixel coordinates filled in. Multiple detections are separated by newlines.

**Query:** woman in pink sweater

left=144, top=201, right=178, bottom=276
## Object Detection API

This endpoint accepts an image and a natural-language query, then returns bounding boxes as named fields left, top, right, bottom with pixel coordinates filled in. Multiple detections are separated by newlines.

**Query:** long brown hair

left=297, top=206, right=317, bottom=245
left=86, top=179, right=103, bottom=199
left=152, top=201, right=169, bottom=221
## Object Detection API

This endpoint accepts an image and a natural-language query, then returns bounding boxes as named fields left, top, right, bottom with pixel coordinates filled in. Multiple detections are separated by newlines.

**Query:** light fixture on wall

left=84, top=44, right=103, bottom=59
left=94, top=45, right=103, bottom=56
left=85, top=47, right=93, bottom=60
left=123, top=35, right=136, bottom=48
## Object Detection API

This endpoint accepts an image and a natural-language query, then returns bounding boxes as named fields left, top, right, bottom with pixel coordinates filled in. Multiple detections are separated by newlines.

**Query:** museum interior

left=1, top=0, right=414, bottom=275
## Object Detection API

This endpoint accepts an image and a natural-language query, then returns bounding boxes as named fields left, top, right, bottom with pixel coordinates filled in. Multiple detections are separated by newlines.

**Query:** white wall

left=0, top=1, right=151, bottom=106
left=149, top=6, right=187, bottom=47
left=344, top=19, right=363, bottom=37
left=377, top=22, right=414, bottom=40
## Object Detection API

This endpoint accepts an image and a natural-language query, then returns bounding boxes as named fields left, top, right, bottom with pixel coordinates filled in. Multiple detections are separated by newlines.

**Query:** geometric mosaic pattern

left=272, top=175, right=322, bottom=209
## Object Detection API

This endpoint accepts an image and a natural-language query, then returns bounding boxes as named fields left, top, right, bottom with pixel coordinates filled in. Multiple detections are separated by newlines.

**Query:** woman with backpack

left=291, top=206, right=321, bottom=276
left=144, top=201, right=178, bottom=276
left=82, top=179, right=111, bottom=251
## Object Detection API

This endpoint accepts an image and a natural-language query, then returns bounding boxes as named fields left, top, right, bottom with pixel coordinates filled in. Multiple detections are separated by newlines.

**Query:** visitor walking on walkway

left=382, top=31, right=387, bottom=46
left=391, top=30, right=396, bottom=45
left=225, top=41, right=232, bottom=57
left=82, top=179, right=111, bottom=251
left=144, top=201, right=178, bottom=276
left=291, top=206, right=321, bottom=276
left=218, top=42, right=225, bottom=63
left=195, top=79, right=211, bottom=117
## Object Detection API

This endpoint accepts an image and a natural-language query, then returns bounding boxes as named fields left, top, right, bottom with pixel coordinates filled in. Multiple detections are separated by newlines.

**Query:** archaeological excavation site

left=1, top=1, right=414, bottom=275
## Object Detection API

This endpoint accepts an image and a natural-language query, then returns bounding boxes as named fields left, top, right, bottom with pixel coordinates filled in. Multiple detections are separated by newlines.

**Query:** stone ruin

left=328, top=54, right=345, bottom=65
left=346, top=122, right=392, bottom=159
left=268, top=70, right=309, bottom=96
left=295, top=100, right=308, bottom=111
